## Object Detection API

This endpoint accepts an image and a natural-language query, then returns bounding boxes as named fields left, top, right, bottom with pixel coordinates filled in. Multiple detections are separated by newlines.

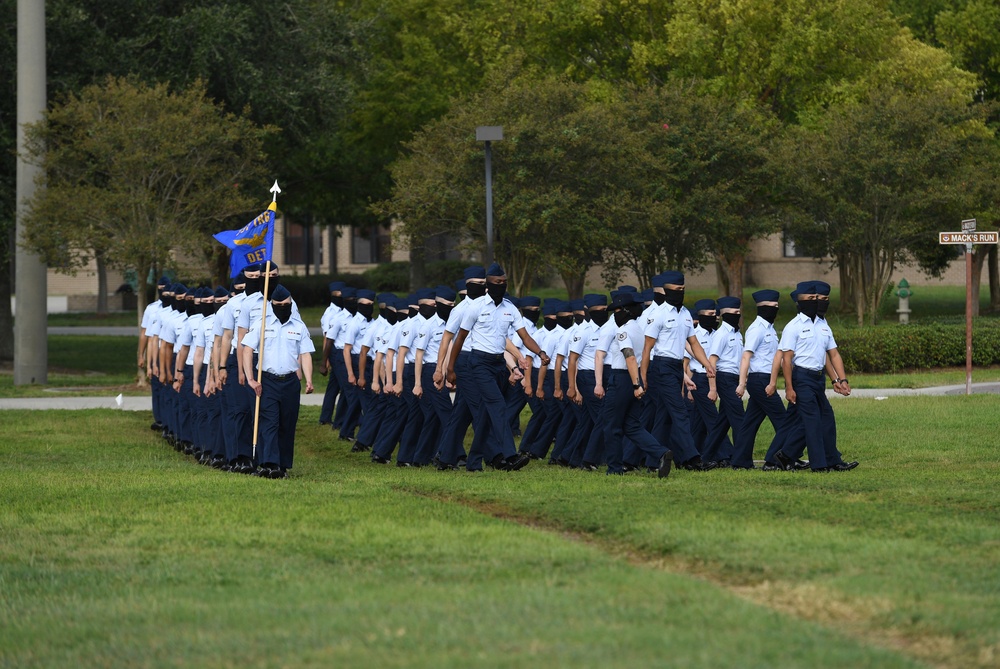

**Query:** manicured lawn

left=1, top=398, right=997, bottom=668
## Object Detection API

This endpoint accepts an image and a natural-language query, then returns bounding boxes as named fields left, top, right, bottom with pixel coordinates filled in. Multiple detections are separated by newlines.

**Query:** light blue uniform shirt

left=688, top=325, right=712, bottom=374
left=180, top=314, right=205, bottom=366
left=743, top=316, right=778, bottom=375
left=444, top=299, right=475, bottom=353
left=242, top=312, right=315, bottom=375
left=643, top=303, right=695, bottom=360
left=708, top=321, right=742, bottom=374
left=417, top=314, right=446, bottom=363
left=398, top=314, right=426, bottom=364
left=607, top=319, right=646, bottom=370
left=458, top=296, right=520, bottom=355
left=778, top=314, right=837, bottom=371
left=569, top=320, right=599, bottom=371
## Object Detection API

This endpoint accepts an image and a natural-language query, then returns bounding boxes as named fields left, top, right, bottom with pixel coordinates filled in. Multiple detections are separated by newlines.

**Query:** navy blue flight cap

left=198, top=287, right=213, bottom=299
left=396, top=296, right=411, bottom=310
left=271, top=284, right=291, bottom=302
left=414, top=287, right=436, bottom=301
left=650, top=273, right=664, bottom=287
left=795, top=281, right=816, bottom=295
left=260, top=261, right=279, bottom=272
left=329, top=281, right=346, bottom=292
left=157, top=276, right=170, bottom=288
left=455, top=279, right=467, bottom=294
left=543, top=301, right=562, bottom=316
left=508, top=296, right=521, bottom=308
left=243, top=262, right=262, bottom=274
left=214, top=286, right=229, bottom=298
left=693, top=299, right=716, bottom=313
left=813, top=281, right=831, bottom=296
left=611, top=292, right=635, bottom=309
left=617, top=284, right=638, bottom=293
left=583, top=294, right=607, bottom=308
left=640, top=288, right=654, bottom=303
left=356, top=289, right=376, bottom=301
left=172, top=283, right=187, bottom=295
left=609, top=290, right=620, bottom=301
left=341, top=286, right=357, bottom=299
left=790, top=289, right=799, bottom=301
left=463, top=266, right=486, bottom=280
left=486, top=262, right=505, bottom=277
left=568, top=299, right=585, bottom=311
left=435, top=285, right=457, bottom=302
left=376, top=292, right=394, bottom=305
left=660, top=270, right=685, bottom=286
left=716, top=296, right=741, bottom=310
left=752, top=289, right=780, bottom=303
left=406, top=294, right=419, bottom=306
left=520, top=296, right=541, bottom=308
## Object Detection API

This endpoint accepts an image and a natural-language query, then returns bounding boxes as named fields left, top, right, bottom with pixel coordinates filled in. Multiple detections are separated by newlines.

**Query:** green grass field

left=1, top=397, right=998, bottom=668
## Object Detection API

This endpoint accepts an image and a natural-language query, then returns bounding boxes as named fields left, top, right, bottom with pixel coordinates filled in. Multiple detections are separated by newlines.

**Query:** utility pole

left=15, top=0, right=48, bottom=384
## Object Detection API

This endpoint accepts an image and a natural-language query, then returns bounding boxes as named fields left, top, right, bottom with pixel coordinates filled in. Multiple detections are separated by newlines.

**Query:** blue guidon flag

left=213, top=201, right=277, bottom=278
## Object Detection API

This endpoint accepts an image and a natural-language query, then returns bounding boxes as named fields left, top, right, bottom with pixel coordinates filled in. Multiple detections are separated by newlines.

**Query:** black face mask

left=172, top=297, right=184, bottom=312
left=384, top=311, right=397, bottom=326
left=161, top=295, right=171, bottom=308
left=627, top=304, right=644, bottom=320
left=557, top=315, right=573, bottom=329
left=590, top=310, right=609, bottom=326
left=798, top=300, right=818, bottom=319
left=816, top=300, right=830, bottom=317
left=244, top=276, right=262, bottom=294
left=358, top=303, right=374, bottom=320
left=215, top=300, right=227, bottom=314
left=264, top=280, right=279, bottom=301
left=613, top=310, right=631, bottom=327
left=652, top=292, right=666, bottom=306
left=573, top=314, right=586, bottom=325
left=437, top=304, right=453, bottom=321
left=419, top=304, right=436, bottom=319
left=486, top=282, right=506, bottom=305
left=466, top=282, right=487, bottom=299
left=331, top=295, right=343, bottom=308
left=184, top=300, right=195, bottom=317
left=272, top=303, right=292, bottom=324
left=203, top=302, right=215, bottom=317
left=698, top=315, right=717, bottom=331
left=756, top=305, right=778, bottom=324
left=408, top=306, right=418, bottom=318
left=543, top=318, right=557, bottom=331
left=345, top=299, right=358, bottom=316
left=722, top=313, right=741, bottom=330
left=521, top=308, right=540, bottom=324
left=664, top=288, right=684, bottom=308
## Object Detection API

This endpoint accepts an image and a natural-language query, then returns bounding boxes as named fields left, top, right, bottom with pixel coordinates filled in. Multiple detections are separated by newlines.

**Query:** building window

left=284, top=220, right=309, bottom=265
left=351, top=224, right=391, bottom=265
left=783, top=232, right=808, bottom=258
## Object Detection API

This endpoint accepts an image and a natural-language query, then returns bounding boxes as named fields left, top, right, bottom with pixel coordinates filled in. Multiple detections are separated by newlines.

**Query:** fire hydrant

left=896, top=279, right=912, bottom=324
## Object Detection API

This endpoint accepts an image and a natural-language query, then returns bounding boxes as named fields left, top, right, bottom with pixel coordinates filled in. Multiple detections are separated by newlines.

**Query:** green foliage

left=274, top=273, right=369, bottom=308
left=838, top=322, right=1000, bottom=372
left=361, top=262, right=410, bottom=292
left=22, top=77, right=273, bottom=320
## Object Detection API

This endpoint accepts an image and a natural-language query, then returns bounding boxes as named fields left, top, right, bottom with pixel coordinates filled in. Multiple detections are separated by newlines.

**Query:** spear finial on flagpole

left=270, top=179, right=281, bottom=202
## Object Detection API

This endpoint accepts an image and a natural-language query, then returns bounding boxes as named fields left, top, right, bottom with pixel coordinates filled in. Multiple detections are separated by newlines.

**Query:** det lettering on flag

left=213, top=201, right=277, bottom=277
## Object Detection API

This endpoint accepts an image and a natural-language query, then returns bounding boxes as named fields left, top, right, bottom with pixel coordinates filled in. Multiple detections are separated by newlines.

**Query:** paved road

left=2, top=383, right=998, bottom=411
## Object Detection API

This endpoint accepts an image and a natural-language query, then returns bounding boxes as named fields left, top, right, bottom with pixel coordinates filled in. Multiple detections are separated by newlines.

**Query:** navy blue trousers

left=779, top=368, right=836, bottom=470
left=518, top=368, right=545, bottom=453
left=689, top=371, right=731, bottom=456
left=647, top=357, right=699, bottom=463
left=466, top=351, right=516, bottom=462
left=258, top=372, right=301, bottom=468
left=223, top=352, right=254, bottom=462
left=319, top=346, right=341, bottom=424
left=603, top=370, right=667, bottom=474
left=562, top=369, right=597, bottom=467
left=396, top=364, right=426, bottom=464
left=525, top=371, right=560, bottom=458
left=701, top=372, right=742, bottom=463
left=415, top=363, right=450, bottom=465
left=738, top=372, right=788, bottom=467
left=331, top=347, right=350, bottom=430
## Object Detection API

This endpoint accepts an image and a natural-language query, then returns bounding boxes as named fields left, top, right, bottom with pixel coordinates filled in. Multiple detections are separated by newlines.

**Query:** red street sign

left=939, top=231, right=999, bottom=244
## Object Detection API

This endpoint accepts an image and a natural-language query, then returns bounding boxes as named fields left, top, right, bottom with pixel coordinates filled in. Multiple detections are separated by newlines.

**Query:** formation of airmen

left=138, top=261, right=860, bottom=477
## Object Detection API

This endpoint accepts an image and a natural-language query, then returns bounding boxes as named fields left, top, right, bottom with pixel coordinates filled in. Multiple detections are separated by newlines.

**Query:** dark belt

left=263, top=371, right=296, bottom=381
left=471, top=351, right=504, bottom=361
left=653, top=356, right=683, bottom=367
left=793, top=366, right=824, bottom=377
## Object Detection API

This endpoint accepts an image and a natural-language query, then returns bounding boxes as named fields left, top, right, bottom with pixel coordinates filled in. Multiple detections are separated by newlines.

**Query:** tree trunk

left=837, top=261, right=853, bottom=314
left=715, top=259, right=729, bottom=295
left=96, top=251, right=109, bottom=315
left=850, top=254, right=865, bottom=326
left=408, top=243, right=426, bottom=291
left=0, top=251, right=13, bottom=361
left=970, top=247, right=988, bottom=318
left=135, top=269, right=149, bottom=388
left=717, top=253, right=745, bottom=299
left=561, top=270, right=586, bottom=301
left=989, top=245, right=999, bottom=312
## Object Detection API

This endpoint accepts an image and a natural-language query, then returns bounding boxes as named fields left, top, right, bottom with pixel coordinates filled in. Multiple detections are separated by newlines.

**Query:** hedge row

left=838, top=323, right=1000, bottom=372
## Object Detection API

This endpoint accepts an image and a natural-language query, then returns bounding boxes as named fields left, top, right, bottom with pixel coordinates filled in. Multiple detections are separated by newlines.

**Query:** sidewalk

left=2, top=383, right=998, bottom=411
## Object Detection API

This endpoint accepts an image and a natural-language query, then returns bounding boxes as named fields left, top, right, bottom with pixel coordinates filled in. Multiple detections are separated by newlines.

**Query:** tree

left=21, top=76, right=272, bottom=340
left=781, top=88, right=995, bottom=324
left=377, top=73, right=636, bottom=296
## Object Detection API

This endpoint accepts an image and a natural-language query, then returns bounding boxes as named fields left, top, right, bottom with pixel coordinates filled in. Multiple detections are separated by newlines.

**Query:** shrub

left=362, top=260, right=472, bottom=293
left=276, top=273, right=367, bottom=308
left=837, top=322, right=1000, bottom=372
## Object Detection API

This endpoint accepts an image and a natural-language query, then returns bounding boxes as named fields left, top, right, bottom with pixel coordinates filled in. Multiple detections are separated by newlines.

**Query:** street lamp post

left=476, top=126, right=503, bottom=264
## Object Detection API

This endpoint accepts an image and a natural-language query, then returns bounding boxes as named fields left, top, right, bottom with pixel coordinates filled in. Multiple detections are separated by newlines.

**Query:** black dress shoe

left=657, top=452, right=672, bottom=479
left=456, top=457, right=468, bottom=468
left=524, top=452, right=543, bottom=460
left=210, top=455, right=226, bottom=469
left=622, top=463, right=640, bottom=473
left=731, top=464, right=756, bottom=470
left=580, top=462, right=599, bottom=472
left=435, top=460, right=457, bottom=471
left=811, top=467, right=831, bottom=473
left=761, top=462, right=781, bottom=472
left=557, top=458, right=571, bottom=468
left=716, top=459, right=731, bottom=469
left=832, top=461, right=859, bottom=471
left=150, top=422, right=163, bottom=431
left=397, top=461, right=415, bottom=467
left=508, top=453, right=531, bottom=471
left=371, top=454, right=389, bottom=464
left=350, top=442, right=368, bottom=453
left=340, top=435, right=355, bottom=443
left=774, top=450, right=795, bottom=471
left=793, top=459, right=810, bottom=470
